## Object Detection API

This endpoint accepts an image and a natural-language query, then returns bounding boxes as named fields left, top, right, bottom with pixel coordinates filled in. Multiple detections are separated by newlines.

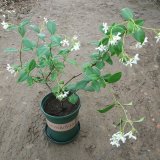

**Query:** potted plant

left=4, top=18, right=82, bottom=143
left=2, top=8, right=160, bottom=146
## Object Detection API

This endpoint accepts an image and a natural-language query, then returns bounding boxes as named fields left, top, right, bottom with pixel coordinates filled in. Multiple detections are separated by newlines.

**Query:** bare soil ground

left=0, top=0, right=160, bottom=160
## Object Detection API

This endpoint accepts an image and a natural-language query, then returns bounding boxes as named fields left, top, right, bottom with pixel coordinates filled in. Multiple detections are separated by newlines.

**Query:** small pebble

left=156, top=124, right=160, bottom=129
left=152, top=118, right=155, bottom=122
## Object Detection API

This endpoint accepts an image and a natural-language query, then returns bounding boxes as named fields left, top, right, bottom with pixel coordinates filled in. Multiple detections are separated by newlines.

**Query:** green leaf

left=66, top=83, right=77, bottom=91
left=103, top=73, right=111, bottom=81
left=96, top=61, right=105, bottom=69
left=135, top=19, right=144, bottom=26
left=84, top=66, right=100, bottom=80
left=127, top=21, right=135, bottom=33
left=47, top=20, right=56, bottom=35
left=18, top=25, right=26, bottom=37
left=38, top=33, right=46, bottom=41
left=28, top=59, right=36, bottom=72
left=91, top=52, right=100, bottom=60
left=133, top=28, right=145, bottom=43
left=120, top=8, right=134, bottom=20
left=4, top=48, right=18, bottom=53
left=51, top=35, right=62, bottom=45
left=101, top=38, right=109, bottom=45
left=51, top=72, right=57, bottom=81
left=83, top=85, right=95, bottom=92
left=98, top=78, right=106, bottom=88
left=91, top=81, right=100, bottom=92
left=37, top=45, right=50, bottom=57
left=54, top=62, right=64, bottom=70
left=7, top=25, right=18, bottom=31
left=134, top=117, right=145, bottom=123
left=98, top=104, right=115, bottom=113
left=107, top=72, right=122, bottom=83
left=22, top=38, right=35, bottom=50
left=27, top=76, right=34, bottom=86
left=59, top=49, right=70, bottom=56
left=68, top=94, right=79, bottom=104
left=52, top=86, right=59, bottom=94
left=18, top=72, right=28, bottom=82
left=30, top=24, right=40, bottom=33
left=109, top=40, right=123, bottom=56
left=102, top=54, right=113, bottom=65
left=124, top=102, right=133, bottom=106
left=76, top=80, right=89, bottom=90
left=20, top=19, right=30, bottom=26
left=112, top=25, right=126, bottom=35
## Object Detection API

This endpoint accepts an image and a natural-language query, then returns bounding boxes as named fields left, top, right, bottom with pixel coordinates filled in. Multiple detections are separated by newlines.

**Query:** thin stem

left=63, top=73, right=82, bottom=87
left=141, top=26, right=160, bottom=33
left=45, top=82, right=52, bottom=92
left=19, top=40, right=23, bottom=68
left=108, top=86, right=135, bottom=132
left=40, top=70, right=52, bottom=92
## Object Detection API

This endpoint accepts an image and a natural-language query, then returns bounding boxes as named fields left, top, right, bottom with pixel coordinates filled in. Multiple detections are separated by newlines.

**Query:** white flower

left=125, top=60, right=133, bottom=67
left=102, top=22, right=109, bottom=34
left=44, top=17, right=48, bottom=23
left=110, top=130, right=137, bottom=147
left=71, top=42, right=80, bottom=51
left=6, top=64, right=15, bottom=74
left=73, top=35, right=78, bottom=40
left=135, top=43, right=143, bottom=49
left=124, top=131, right=137, bottom=140
left=109, top=32, right=121, bottom=45
left=122, top=54, right=140, bottom=67
left=96, top=44, right=107, bottom=52
left=60, top=39, right=70, bottom=47
left=2, top=15, right=5, bottom=18
left=136, top=37, right=148, bottom=49
left=56, top=91, right=69, bottom=100
left=110, top=131, right=126, bottom=147
left=131, top=54, right=140, bottom=64
left=155, top=33, right=160, bottom=43
left=1, top=21, right=9, bottom=30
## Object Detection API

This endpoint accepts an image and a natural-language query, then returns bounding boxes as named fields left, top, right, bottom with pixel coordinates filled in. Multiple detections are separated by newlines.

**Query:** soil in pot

left=44, top=94, right=79, bottom=116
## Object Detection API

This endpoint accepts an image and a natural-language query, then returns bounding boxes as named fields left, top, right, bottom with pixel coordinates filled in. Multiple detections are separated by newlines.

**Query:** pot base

left=44, top=122, right=80, bottom=144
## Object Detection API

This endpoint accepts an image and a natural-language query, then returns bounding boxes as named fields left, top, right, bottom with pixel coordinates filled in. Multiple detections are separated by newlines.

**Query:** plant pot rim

left=40, top=92, right=81, bottom=120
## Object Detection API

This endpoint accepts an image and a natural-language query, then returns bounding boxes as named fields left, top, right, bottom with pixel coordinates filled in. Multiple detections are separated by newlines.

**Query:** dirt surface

left=0, top=0, right=160, bottom=160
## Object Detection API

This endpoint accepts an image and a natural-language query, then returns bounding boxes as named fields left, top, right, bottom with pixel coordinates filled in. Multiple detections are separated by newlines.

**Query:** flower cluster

left=110, top=131, right=136, bottom=147
left=6, top=64, right=16, bottom=75
left=102, top=22, right=109, bottom=34
left=96, top=44, right=107, bottom=52
left=43, top=17, right=48, bottom=23
left=109, top=32, right=121, bottom=46
left=60, top=39, right=69, bottom=47
left=120, top=54, right=140, bottom=67
left=56, top=91, right=69, bottom=101
left=60, top=35, right=80, bottom=51
left=71, top=41, right=80, bottom=51
left=1, top=21, right=9, bottom=30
